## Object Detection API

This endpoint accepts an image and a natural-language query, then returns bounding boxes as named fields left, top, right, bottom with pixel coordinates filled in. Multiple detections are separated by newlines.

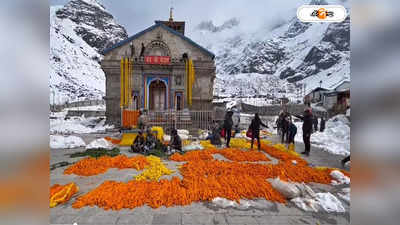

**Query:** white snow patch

left=294, top=114, right=350, bottom=155
left=50, top=135, right=86, bottom=149
left=50, top=116, right=113, bottom=134
left=330, top=170, right=350, bottom=185
left=86, top=138, right=114, bottom=150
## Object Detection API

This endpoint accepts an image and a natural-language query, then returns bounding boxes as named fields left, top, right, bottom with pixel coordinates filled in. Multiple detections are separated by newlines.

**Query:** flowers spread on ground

left=50, top=183, right=79, bottom=207
left=216, top=148, right=270, bottom=162
left=199, top=140, right=216, bottom=149
left=64, top=155, right=149, bottom=176
left=67, top=138, right=350, bottom=210
left=135, top=156, right=174, bottom=181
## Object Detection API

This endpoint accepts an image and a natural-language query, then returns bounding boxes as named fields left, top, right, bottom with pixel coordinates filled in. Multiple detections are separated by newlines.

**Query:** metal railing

left=146, top=110, right=214, bottom=134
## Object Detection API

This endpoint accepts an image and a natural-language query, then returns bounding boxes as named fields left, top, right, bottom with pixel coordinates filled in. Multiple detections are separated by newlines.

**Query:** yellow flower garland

left=135, top=156, right=174, bottom=181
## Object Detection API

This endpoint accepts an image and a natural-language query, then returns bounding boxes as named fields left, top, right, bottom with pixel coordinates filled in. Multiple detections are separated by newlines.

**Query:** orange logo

left=311, top=8, right=334, bottom=20
left=317, top=8, right=327, bottom=19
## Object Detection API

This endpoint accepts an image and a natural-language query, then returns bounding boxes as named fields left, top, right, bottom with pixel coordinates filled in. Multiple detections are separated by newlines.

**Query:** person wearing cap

left=223, top=110, right=234, bottom=148
left=294, top=108, right=313, bottom=156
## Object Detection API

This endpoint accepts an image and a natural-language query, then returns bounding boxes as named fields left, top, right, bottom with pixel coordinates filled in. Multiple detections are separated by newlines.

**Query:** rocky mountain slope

left=50, top=0, right=127, bottom=104
left=190, top=0, right=350, bottom=100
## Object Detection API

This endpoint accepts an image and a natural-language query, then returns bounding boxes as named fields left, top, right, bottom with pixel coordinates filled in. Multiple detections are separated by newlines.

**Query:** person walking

left=249, top=113, right=269, bottom=150
left=313, top=115, right=319, bottom=133
left=294, top=108, right=313, bottom=156
left=320, top=116, right=326, bottom=132
left=281, top=113, right=289, bottom=143
left=287, top=117, right=297, bottom=151
left=223, top=111, right=234, bottom=148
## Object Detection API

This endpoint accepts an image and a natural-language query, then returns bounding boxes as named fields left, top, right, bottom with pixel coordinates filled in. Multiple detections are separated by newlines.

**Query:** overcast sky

left=50, top=0, right=307, bottom=35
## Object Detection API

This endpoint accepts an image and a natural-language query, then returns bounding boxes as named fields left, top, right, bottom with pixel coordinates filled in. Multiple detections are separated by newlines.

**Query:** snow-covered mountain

left=50, top=0, right=350, bottom=105
left=50, top=0, right=127, bottom=104
left=190, top=0, right=350, bottom=100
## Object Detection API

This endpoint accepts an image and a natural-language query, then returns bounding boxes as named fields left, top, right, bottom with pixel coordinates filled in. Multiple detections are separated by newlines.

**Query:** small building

left=101, top=10, right=216, bottom=126
left=322, top=80, right=350, bottom=113
left=304, top=87, right=330, bottom=104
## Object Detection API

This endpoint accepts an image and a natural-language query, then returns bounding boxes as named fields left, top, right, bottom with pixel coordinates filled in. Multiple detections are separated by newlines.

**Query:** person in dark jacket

left=223, top=111, right=234, bottom=148
left=249, top=113, right=269, bottom=150
left=144, top=128, right=157, bottom=154
left=281, top=114, right=290, bottom=143
left=294, top=108, right=313, bottom=156
left=287, top=116, right=297, bottom=149
left=320, top=116, right=326, bottom=132
left=208, top=122, right=222, bottom=146
left=313, top=115, right=319, bottom=133
left=131, top=131, right=145, bottom=153
left=168, top=129, right=182, bottom=153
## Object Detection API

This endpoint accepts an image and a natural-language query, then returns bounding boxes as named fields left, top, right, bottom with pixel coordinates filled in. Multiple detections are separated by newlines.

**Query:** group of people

left=219, top=110, right=270, bottom=151
left=131, top=109, right=182, bottom=155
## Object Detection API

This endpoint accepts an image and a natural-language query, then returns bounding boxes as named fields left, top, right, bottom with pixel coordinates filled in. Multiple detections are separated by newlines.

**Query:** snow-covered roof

left=102, top=22, right=215, bottom=59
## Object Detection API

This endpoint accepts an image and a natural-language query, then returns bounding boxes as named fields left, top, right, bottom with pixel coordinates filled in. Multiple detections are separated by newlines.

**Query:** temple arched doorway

left=149, top=80, right=167, bottom=110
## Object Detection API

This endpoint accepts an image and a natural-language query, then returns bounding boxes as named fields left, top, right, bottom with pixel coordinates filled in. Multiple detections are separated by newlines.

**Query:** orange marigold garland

left=64, top=155, right=149, bottom=176
left=70, top=138, right=350, bottom=210
left=50, top=183, right=79, bottom=207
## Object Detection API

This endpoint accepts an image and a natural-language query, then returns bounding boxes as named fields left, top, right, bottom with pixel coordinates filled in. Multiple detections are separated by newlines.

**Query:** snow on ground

left=330, top=170, right=351, bottom=185
left=50, top=135, right=86, bottom=149
left=64, top=104, right=105, bottom=111
left=50, top=115, right=113, bottom=134
left=294, top=114, right=350, bottom=156
left=86, top=138, right=114, bottom=150
left=291, top=192, right=346, bottom=213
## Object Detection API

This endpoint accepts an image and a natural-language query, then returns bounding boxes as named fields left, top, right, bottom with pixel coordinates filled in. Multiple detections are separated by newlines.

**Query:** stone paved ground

left=50, top=133, right=350, bottom=225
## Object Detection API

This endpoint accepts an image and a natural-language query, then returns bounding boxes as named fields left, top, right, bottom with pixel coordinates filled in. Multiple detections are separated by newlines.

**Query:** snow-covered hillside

left=50, top=0, right=127, bottom=104
left=190, top=0, right=350, bottom=99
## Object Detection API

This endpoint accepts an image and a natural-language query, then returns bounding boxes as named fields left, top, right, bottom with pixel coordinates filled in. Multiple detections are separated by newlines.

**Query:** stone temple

left=101, top=10, right=216, bottom=126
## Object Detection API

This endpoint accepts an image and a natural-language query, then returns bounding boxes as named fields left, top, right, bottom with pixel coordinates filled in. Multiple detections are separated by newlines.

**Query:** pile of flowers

left=216, top=148, right=270, bottom=162
left=50, top=182, right=79, bottom=207
left=64, top=155, right=149, bottom=176
left=199, top=140, right=216, bottom=149
left=67, top=138, right=350, bottom=211
left=151, top=126, right=164, bottom=141
left=169, top=149, right=218, bottom=162
left=135, top=156, right=174, bottom=181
